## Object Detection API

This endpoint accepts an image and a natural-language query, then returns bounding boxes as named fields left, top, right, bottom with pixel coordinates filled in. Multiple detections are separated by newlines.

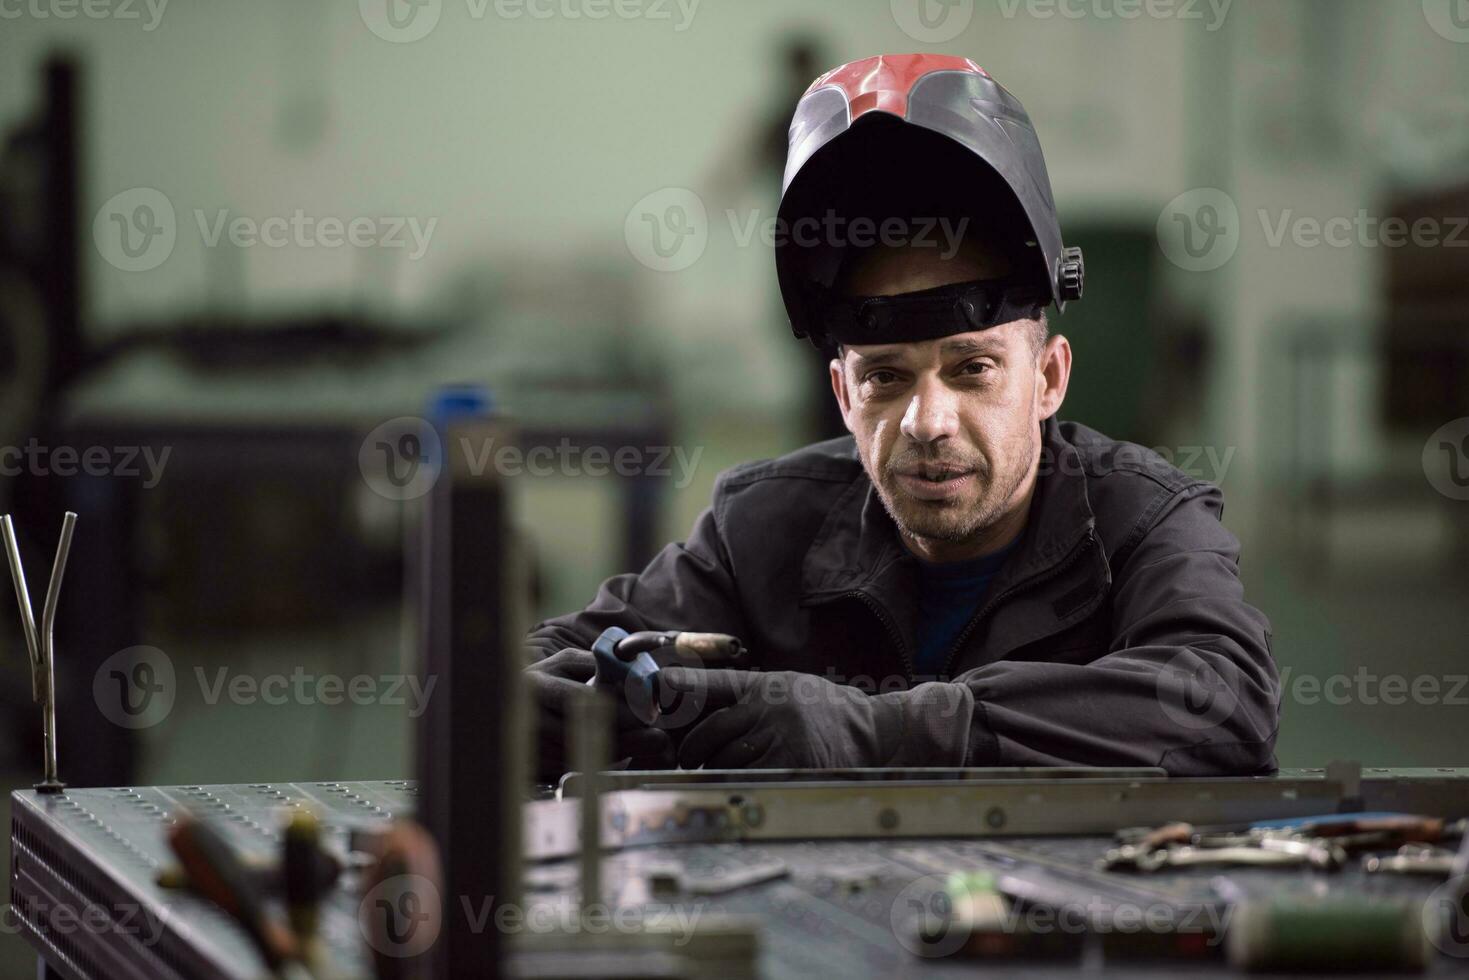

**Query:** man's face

left=829, top=242, right=1069, bottom=557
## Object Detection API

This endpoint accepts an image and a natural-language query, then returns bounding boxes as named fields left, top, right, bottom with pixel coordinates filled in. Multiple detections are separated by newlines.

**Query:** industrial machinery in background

left=0, top=51, right=674, bottom=792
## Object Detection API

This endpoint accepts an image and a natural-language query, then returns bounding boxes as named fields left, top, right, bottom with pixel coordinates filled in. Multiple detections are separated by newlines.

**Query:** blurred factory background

left=1, top=0, right=1468, bottom=966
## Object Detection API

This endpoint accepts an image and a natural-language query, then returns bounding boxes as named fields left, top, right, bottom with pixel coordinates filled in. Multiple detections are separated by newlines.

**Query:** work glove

left=525, top=648, right=674, bottom=782
left=658, top=668, right=972, bottom=770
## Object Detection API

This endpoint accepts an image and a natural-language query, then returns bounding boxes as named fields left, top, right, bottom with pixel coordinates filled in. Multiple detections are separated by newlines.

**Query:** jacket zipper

left=844, top=589, right=915, bottom=685
left=936, top=529, right=1096, bottom=679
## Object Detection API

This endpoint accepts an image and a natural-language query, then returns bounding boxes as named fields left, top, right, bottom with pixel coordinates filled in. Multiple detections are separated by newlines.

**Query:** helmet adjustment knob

left=1058, top=246, right=1084, bottom=302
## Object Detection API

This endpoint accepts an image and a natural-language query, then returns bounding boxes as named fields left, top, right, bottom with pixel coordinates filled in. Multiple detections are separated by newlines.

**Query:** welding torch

left=585, top=627, right=745, bottom=725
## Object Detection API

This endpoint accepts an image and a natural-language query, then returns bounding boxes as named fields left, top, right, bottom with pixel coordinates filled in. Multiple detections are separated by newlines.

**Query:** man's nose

left=899, top=378, right=961, bottom=445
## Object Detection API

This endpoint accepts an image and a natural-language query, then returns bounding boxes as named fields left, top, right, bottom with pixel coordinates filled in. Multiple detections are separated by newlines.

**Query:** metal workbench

left=10, top=768, right=1469, bottom=978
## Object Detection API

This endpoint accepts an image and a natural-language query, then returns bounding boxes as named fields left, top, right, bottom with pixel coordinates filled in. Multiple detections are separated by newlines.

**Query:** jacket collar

left=800, top=416, right=1098, bottom=603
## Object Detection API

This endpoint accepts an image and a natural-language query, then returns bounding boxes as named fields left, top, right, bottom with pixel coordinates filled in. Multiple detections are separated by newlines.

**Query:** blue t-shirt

left=912, top=540, right=1018, bottom=677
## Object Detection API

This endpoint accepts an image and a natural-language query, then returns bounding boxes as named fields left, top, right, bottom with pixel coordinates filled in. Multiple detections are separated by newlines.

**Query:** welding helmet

left=776, top=53, right=1084, bottom=350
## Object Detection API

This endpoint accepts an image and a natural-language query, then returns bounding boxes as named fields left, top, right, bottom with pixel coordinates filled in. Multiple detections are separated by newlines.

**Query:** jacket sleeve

left=950, top=483, right=1281, bottom=775
left=525, top=506, right=750, bottom=665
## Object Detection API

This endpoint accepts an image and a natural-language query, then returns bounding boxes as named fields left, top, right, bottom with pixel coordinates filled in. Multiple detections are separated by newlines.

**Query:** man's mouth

left=893, top=465, right=976, bottom=501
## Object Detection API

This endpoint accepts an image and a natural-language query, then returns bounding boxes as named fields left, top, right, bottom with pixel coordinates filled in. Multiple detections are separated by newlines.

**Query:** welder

left=526, top=54, right=1280, bottom=780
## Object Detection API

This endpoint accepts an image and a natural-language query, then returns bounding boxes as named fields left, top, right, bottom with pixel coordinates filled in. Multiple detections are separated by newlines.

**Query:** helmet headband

left=806, top=276, right=1047, bottom=348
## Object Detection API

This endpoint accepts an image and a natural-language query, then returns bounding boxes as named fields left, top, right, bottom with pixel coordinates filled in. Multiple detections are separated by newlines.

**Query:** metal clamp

left=2, top=512, right=76, bottom=792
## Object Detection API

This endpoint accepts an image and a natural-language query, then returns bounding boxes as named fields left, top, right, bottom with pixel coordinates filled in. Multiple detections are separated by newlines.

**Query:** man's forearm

left=951, top=643, right=1279, bottom=774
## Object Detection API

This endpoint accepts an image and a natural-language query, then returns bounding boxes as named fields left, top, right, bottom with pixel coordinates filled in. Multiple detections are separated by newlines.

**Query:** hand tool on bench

left=1102, top=837, right=1346, bottom=872
left=586, top=626, right=745, bottom=724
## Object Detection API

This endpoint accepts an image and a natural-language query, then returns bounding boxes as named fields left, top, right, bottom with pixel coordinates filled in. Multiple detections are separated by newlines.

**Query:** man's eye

left=958, top=360, right=991, bottom=376
left=864, top=370, right=900, bottom=386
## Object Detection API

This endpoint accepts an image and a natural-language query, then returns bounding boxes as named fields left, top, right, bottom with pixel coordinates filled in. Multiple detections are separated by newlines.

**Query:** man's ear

left=1036, top=333, right=1072, bottom=421
left=829, top=354, right=854, bottom=433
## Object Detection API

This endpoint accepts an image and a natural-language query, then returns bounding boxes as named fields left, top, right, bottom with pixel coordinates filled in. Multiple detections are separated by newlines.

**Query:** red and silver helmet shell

left=777, top=54, right=1083, bottom=346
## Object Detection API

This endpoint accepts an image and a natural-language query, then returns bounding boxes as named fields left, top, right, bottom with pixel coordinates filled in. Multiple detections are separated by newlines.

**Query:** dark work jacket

left=526, top=418, right=1281, bottom=775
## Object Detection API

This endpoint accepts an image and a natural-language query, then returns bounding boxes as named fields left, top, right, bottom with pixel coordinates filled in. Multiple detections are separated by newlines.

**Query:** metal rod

left=1, top=515, right=43, bottom=699
left=571, top=687, right=611, bottom=913
left=38, top=512, right=76, bottom=788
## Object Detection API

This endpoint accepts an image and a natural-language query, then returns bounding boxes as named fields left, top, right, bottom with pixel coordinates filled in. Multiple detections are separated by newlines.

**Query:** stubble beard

left=870, top=425, right=1037, bottom=545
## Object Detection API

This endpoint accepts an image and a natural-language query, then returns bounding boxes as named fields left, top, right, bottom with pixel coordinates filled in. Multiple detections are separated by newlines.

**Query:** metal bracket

left=2, top=511, right=76, bottom=793
left=1326, top=759, right=1364, bottom=812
